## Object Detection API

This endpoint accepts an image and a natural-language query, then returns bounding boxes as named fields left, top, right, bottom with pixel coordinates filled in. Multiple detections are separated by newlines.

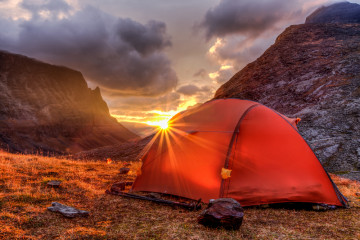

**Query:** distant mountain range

left=120, top=122, right=157, bottom=138
left=0, top=50, right=138, bottom=154
left=215, top=2, right=360, bottom=172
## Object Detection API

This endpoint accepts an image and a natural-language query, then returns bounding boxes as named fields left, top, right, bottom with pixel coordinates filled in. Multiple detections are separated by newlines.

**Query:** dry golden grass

left=0, top=150, right=359, bottom=239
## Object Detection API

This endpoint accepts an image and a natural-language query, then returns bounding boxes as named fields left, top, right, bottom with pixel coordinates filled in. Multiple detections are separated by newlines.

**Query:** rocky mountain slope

left=0, top=50, right=138, bottom=154
left=215, top=2, right=360, bottom=172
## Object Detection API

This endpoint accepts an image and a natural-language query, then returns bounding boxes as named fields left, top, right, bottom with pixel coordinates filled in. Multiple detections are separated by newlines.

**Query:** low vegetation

left=0, top=150, right=359, bottom=239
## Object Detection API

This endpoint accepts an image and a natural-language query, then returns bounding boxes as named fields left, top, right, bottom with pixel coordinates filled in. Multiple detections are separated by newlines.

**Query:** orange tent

left=132, top=99, right=348, bottom=207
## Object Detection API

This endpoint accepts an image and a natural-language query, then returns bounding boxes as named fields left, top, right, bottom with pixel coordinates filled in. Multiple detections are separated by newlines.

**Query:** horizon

left=1, top=0, right=360, bottom=128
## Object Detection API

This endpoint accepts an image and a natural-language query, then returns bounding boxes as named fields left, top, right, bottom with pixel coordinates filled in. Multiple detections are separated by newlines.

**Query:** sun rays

left=133, top=109, right=230, bottom=194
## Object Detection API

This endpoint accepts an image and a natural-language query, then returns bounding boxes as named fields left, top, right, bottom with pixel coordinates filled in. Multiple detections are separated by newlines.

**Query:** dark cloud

left=175, top=84, right=213, bottom=106
left=193, top=68, right=207, bottom=78
left=177, top=84, right=200, bottom=96
left=116, top=18, right=171, bottom=56
left=177, top=84, right=213, bottom=96
left=200, top=0, right=300, bottom=40
left=0, top=3, right=177, bottom=96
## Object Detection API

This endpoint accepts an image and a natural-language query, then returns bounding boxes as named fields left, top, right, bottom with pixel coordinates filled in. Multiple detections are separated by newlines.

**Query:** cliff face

left=0, top=50, right=138, bottom=154
left=214, top=4, right=360, bottom=172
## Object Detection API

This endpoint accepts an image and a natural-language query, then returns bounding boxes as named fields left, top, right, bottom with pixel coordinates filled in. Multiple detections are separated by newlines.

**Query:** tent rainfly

left=132, top=99, right=348, bottom=207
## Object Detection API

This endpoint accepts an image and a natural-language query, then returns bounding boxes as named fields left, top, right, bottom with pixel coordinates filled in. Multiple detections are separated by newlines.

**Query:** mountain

left=120, top=122, right=157, bottom=138
left=214, top=2, right=360, bottom=172
left=305, top=2, right=360, bottom=24
left=0, top=50, right=138, bottom=154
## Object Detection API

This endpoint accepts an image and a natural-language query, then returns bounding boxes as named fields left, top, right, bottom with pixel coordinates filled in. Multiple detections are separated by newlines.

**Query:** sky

left=0, top=0, right=359, bottom=127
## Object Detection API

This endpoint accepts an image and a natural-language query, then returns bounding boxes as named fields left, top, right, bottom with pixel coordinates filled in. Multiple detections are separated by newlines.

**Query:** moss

left=333, top=171, right=351, bottom=175
left=10, top=194, right=60, bottom=204
left=20, top=216, right=47, bottom=229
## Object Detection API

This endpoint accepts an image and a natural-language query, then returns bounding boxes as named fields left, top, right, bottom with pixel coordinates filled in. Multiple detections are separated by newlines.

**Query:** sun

left=158, top=121, right=169, bottom=130
left=146, top=120, right=170, bottom=131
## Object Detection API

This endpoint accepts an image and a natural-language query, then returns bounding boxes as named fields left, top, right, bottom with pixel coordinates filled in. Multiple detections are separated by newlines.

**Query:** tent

left=132, top=99, right=348, bottom=207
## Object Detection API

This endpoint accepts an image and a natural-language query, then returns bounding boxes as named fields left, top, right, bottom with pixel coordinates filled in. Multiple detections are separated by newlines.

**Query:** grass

left=0, top=150, right=359, bottom=239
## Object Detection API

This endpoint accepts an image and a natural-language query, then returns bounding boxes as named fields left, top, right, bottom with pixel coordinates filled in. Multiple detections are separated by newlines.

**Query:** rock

left=47, top=202, right=89, bottom=218
left=119, top=167, right=130, bottom=174
left=47, top=180, right=62, bottom=188
left=110, top=181, right=133, bottom=192
left=147, top=192, right=162, bottom=199
left=312, top=204, right=336, bottom=211
left=214, top=3, right=360, bottom=172
left=197, top=198, right=244, bottom=230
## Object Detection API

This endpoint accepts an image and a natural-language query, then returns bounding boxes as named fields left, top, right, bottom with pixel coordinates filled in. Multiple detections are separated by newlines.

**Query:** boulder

left=110, top=181, right=133, bottom=192
left=119, top=167, right=130, bottom=174
left=47, top=202, right=89, bottom=218
left=197, top=198, right=244, bottom=230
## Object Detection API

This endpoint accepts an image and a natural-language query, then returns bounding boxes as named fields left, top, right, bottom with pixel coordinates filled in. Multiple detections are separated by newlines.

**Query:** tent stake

left=105, top=190, right=202, bottom=211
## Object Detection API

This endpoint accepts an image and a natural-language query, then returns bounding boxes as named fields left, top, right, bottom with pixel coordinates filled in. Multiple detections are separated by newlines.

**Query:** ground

left=0, top=151, right=359, bottom=239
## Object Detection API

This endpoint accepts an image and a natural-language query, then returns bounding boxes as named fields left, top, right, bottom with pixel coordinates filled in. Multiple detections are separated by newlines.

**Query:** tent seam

left=219, top=103, right=260, bottom=198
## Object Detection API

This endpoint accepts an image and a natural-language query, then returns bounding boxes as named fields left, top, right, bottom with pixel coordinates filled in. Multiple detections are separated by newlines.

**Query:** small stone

left=47, top=180, right=62, bottom=188
left=47, top=202, right=89, bottom=218
left=147, top=192, right=161, bottom=199
left=198, top=198, right=244, bottom=230
left=119, top=167, right=130, bottom=174
left=110, top=181, right=133, bottom=192
left=312, top=204, right=336, bottom=211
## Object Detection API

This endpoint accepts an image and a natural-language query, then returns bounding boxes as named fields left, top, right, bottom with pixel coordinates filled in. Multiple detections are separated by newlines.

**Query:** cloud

left=176, top=83, right=213, bottom=96
left=21, top=0, right=72, bottom=19
left=200, top=0, right=303, bottom=40
left=116, top=18, right=171, bottom=56
left=201, top=0, right=332, bottom=85
left=108, top=92, right=182, bottom=113
left=208, top=35, right=276, bottom=70
left=209, top=67, right=236, bottom=84
left=193, top=68, right=207, bottom=78
left=0, top=1, right=178, bottom=96
left=177, top=84, right=200, bottom=96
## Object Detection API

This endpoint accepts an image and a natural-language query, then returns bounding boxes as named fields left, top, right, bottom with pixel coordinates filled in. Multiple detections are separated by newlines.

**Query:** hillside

left=214, top=2, right=360, bottom=172
left=0, top=151, right=359, bottom=239
left=0, top=50, right=138, bottom=154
